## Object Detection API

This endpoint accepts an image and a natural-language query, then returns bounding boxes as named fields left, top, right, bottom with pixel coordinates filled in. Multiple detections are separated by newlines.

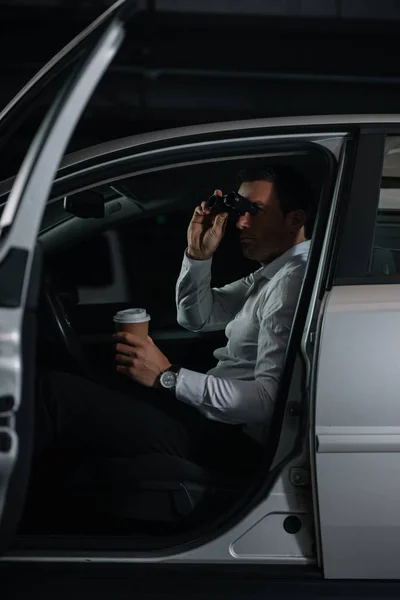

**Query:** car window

left=46, top=148, right=328, bottom=329
left=370, top=135, right=400, bottom=276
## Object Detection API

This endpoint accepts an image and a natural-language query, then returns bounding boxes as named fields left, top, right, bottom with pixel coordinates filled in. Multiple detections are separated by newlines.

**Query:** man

left=35, top=164, right=313, bottom=478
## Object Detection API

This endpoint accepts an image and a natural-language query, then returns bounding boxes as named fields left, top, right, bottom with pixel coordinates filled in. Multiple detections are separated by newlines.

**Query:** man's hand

left=114, top=332, right=171, bottom=388
left=187, top=190, right=229, bottom=260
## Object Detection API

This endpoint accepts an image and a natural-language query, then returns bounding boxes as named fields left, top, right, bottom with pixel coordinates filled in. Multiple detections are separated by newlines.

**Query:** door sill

left=9, top=532, right=316, bottom=564
left=1, top=556, right=319, bottom=579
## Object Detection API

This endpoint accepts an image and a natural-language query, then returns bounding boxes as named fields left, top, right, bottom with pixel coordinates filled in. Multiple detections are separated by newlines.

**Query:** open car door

left=0, top=0, right=135, bottom=553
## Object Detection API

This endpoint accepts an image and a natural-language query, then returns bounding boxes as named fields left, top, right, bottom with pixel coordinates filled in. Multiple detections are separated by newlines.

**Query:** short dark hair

left=237, top=164, right=316, bottom=239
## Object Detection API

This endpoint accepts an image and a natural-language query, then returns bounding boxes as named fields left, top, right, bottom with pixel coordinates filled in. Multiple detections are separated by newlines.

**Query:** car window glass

left=370, top=136, right=400, bottom=276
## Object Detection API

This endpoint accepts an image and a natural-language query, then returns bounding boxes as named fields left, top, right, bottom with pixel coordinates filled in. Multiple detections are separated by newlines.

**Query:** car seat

left=62, top=453, right=247, bottom=529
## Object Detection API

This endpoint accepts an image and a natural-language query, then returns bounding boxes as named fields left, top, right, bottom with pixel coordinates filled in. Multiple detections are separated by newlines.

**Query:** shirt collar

left=257, top=239, right=311, bottom=280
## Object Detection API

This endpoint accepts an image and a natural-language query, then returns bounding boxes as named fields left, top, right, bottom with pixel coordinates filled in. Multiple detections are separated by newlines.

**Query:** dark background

left=1, top=0, right=400, bottom=179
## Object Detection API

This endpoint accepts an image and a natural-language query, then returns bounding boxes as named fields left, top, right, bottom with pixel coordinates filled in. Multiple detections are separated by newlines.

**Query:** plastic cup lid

left=113, top=308, right=151, bottom=323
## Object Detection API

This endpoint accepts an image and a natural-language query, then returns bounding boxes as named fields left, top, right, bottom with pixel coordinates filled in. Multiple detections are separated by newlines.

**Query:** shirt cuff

left=175, top=367, right=206, bottom=407
left=183, top=249, right=213, bottom=270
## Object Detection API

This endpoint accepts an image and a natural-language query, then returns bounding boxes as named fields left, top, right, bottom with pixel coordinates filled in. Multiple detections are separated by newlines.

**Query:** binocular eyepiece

left=207, top=191, right=259, bottom=216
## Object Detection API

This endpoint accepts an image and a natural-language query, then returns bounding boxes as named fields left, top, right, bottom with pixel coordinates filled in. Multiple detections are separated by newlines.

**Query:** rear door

left=313, top=128, right=400, bottom=579
left=0, top=4, right=132, bottom=552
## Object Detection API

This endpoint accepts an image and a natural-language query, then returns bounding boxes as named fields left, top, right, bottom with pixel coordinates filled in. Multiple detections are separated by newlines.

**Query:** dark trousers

left=34, top=371, right=261, bottom=479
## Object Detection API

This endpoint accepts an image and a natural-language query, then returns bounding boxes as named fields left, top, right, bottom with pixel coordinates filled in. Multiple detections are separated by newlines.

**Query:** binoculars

left=207, top=191, right=259, bottom=216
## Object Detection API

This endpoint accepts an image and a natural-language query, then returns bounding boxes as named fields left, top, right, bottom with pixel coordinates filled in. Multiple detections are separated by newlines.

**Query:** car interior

left=3, top=149, right=328, bottom=547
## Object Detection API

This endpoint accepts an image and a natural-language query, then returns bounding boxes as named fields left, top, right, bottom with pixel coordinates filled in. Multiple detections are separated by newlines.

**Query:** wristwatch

left=159, top=364, right=181, bottom=392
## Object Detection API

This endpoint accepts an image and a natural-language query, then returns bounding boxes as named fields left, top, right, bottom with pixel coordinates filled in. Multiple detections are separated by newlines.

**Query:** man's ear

left=288, top=209, right=306, bottom=230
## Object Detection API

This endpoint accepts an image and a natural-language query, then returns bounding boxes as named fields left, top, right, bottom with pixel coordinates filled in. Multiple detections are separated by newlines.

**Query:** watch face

left=160, top=370, right=177, bottom=389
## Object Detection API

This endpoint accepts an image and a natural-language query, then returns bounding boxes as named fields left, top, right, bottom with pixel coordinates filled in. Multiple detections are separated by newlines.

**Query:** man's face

left=236, top=180, right=305, bottom=264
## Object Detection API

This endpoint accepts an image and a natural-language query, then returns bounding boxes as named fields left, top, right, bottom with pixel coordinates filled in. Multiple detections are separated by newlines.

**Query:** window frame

left=334, top=126, right=400, bottom=285
left=44, top=135, right=339, bottom=317
left=35, top=134, right=342, bottom=254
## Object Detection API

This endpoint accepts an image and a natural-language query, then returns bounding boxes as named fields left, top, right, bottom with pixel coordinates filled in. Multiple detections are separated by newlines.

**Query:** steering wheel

left=42, top=272, right=97, bottom=380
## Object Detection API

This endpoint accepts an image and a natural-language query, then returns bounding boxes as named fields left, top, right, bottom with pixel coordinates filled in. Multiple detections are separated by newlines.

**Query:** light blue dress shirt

left=175, top=240, right=310, bottom=443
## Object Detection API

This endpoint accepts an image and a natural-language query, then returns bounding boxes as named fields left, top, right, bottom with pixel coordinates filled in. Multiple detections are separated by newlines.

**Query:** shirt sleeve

left=175, top=271, right=304, bottom=426
left=175, top=249, right=253, bottom=332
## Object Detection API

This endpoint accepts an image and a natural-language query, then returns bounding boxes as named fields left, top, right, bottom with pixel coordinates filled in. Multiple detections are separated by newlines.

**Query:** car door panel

left=0, top=11, right=127, bottom=552
left=0, top=245, right=42, bottom=550
left=314, top=284, right=400, bottom=579
left=313, top=131, right=400, bottom=579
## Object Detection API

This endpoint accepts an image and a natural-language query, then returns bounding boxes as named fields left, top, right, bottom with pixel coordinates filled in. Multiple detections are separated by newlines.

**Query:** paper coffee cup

left=113, top=308, right=151, bottom=339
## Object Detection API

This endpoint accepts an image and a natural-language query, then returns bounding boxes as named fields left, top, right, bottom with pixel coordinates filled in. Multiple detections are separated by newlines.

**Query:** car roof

left=0, top=114, right=399, bottom=199
left=60, top=114, right=400, bottom=170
